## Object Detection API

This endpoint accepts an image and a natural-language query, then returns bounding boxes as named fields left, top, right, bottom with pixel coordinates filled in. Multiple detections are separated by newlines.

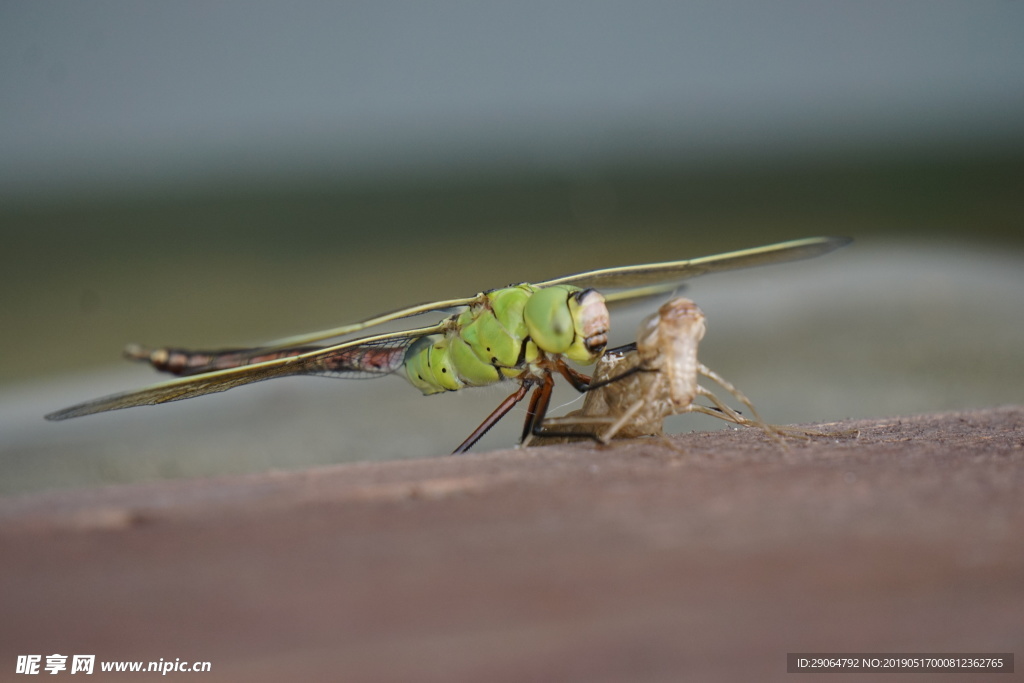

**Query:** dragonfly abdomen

left=127, top=342, right=407, bottom=379
left=124, top=344, right=323, bottom=377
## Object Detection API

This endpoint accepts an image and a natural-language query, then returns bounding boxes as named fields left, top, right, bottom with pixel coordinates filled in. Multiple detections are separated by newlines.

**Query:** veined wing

left=536, top=236, right=852, bottom=292
left=253, top=295, right=482, bottom=350
left=45, top=322, right=448, bottom=421
left=199, top=238, right=846, bottom=352
left=256, top=237, right=847, bottom=348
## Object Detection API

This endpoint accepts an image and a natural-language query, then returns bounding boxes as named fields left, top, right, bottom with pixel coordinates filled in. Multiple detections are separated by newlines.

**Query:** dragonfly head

left=570, top=288, right=610, bottom=362
left=524, top=286, right=609, bottom=364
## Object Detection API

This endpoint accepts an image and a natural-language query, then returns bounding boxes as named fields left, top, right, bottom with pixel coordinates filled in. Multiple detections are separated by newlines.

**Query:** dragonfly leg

left=519, top=372, right=556, bottom=446
left=605, top=341, right=638, bottom=355
left=581, top=364, right=652, bottom=392
left=526, top=360, right=653, bottom=446
left=521, top=372, right=610, bottom=447
left=452, top=381, right=532, bottom=454
left=553, top=358, right=591, bottom=392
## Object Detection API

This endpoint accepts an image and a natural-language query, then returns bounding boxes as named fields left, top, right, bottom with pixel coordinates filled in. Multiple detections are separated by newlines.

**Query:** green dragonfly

left=45, top=236, right=851, bottom=452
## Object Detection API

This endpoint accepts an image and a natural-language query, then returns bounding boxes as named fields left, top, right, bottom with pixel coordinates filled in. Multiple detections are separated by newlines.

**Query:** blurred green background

left=3, top=3, right=1022, bottom=493
left=6, top=153, right=1022, bottom=384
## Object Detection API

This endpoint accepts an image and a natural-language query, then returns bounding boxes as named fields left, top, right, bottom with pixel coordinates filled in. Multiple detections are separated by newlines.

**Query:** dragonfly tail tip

left=123, top=344, right=152, bottom=361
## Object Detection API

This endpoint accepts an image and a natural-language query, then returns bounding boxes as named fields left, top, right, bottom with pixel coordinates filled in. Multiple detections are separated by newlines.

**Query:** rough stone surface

left=2, top=407, right=1022, bottom=682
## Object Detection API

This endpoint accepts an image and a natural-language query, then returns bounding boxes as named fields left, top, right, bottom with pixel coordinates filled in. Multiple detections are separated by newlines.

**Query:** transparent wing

left=195, top=237, right=848, bottom=352
left=602, top=282, right=686, bottom=307
left=536, top=236, right=852, bottom=293
left=45, top=322, right=448, bottom=420
left=253, top=295, right=482, bottom=350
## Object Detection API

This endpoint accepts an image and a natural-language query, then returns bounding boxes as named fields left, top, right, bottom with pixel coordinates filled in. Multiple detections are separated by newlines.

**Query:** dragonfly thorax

left=404, top=284, right=608, bottom=395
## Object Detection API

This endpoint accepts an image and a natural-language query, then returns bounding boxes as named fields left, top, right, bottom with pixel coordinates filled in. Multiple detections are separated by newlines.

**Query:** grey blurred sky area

left=2, top=1, right=1023, bottom=200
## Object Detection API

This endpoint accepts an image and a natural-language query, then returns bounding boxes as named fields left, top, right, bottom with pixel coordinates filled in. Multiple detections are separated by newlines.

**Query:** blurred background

left=2, top=1, right=1022, bottom=494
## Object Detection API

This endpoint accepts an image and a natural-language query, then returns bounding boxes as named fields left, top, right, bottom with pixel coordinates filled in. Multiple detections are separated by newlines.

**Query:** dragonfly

left=45, top=236, right=851, bottom=453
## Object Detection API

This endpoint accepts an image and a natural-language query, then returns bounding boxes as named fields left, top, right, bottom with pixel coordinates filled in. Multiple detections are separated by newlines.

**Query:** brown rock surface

left=2, top=407, right=1022, bottom=682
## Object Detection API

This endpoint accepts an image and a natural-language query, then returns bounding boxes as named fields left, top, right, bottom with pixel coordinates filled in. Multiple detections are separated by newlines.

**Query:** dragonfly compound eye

left=524, top=286, right=576, bottom=354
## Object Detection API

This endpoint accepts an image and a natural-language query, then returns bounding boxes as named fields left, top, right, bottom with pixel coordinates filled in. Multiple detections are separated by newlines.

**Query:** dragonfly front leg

left=452, top=381, right=533, bottom=454
left=554, top=361, right=592, bottom=392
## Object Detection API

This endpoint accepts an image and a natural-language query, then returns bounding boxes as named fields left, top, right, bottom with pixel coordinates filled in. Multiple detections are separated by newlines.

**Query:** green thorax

left=404, top=283, right=602, bottom=395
